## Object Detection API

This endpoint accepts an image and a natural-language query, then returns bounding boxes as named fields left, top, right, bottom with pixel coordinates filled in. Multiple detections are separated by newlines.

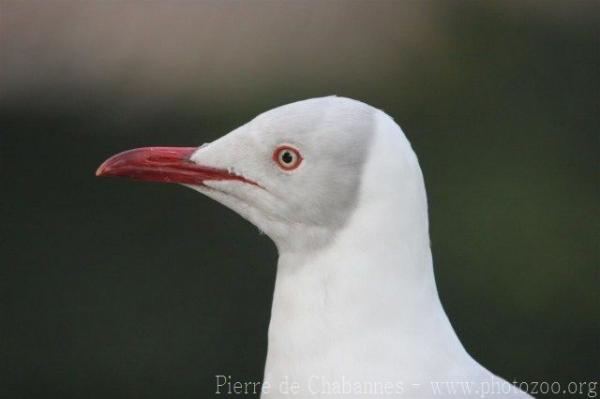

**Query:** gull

left=97, top=97, right=530, bottom=398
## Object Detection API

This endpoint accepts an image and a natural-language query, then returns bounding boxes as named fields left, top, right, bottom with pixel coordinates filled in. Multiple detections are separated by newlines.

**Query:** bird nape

left=97, top=96, right=531, bottom=398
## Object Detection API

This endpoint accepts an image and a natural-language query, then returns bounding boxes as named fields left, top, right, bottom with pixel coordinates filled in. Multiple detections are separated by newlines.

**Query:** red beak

left=96, top=146, right=257, bottom=186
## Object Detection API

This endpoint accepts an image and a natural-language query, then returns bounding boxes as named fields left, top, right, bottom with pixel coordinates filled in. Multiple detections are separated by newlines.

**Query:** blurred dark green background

left=1, top=1, right=598, bottom=398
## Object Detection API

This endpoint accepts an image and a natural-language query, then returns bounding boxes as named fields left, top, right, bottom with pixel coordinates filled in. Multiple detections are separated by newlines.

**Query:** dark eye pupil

left=281, top=151, right=293, bottom=164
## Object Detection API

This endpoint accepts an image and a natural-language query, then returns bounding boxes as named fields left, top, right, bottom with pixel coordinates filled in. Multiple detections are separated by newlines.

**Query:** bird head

left=96, top=97, right=423, bottom=253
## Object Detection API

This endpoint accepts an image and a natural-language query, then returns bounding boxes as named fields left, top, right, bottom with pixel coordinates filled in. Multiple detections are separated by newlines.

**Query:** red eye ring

left=273, top=145, right=303, bottom=171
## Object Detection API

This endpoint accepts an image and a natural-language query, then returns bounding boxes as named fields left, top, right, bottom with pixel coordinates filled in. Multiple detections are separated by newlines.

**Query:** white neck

left=262, top=113, right=483, bottom=397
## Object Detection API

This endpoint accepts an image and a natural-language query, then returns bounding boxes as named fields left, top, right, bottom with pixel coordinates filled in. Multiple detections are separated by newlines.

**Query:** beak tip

left=95, top=162, right=109, bottom=177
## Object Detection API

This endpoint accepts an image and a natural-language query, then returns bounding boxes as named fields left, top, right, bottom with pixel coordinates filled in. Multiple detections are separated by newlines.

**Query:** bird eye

left=273, top=145, right=302, bottom=171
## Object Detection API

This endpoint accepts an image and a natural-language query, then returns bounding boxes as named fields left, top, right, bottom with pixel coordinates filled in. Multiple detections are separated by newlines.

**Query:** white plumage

left=98, top=97, right=531, bottom=398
